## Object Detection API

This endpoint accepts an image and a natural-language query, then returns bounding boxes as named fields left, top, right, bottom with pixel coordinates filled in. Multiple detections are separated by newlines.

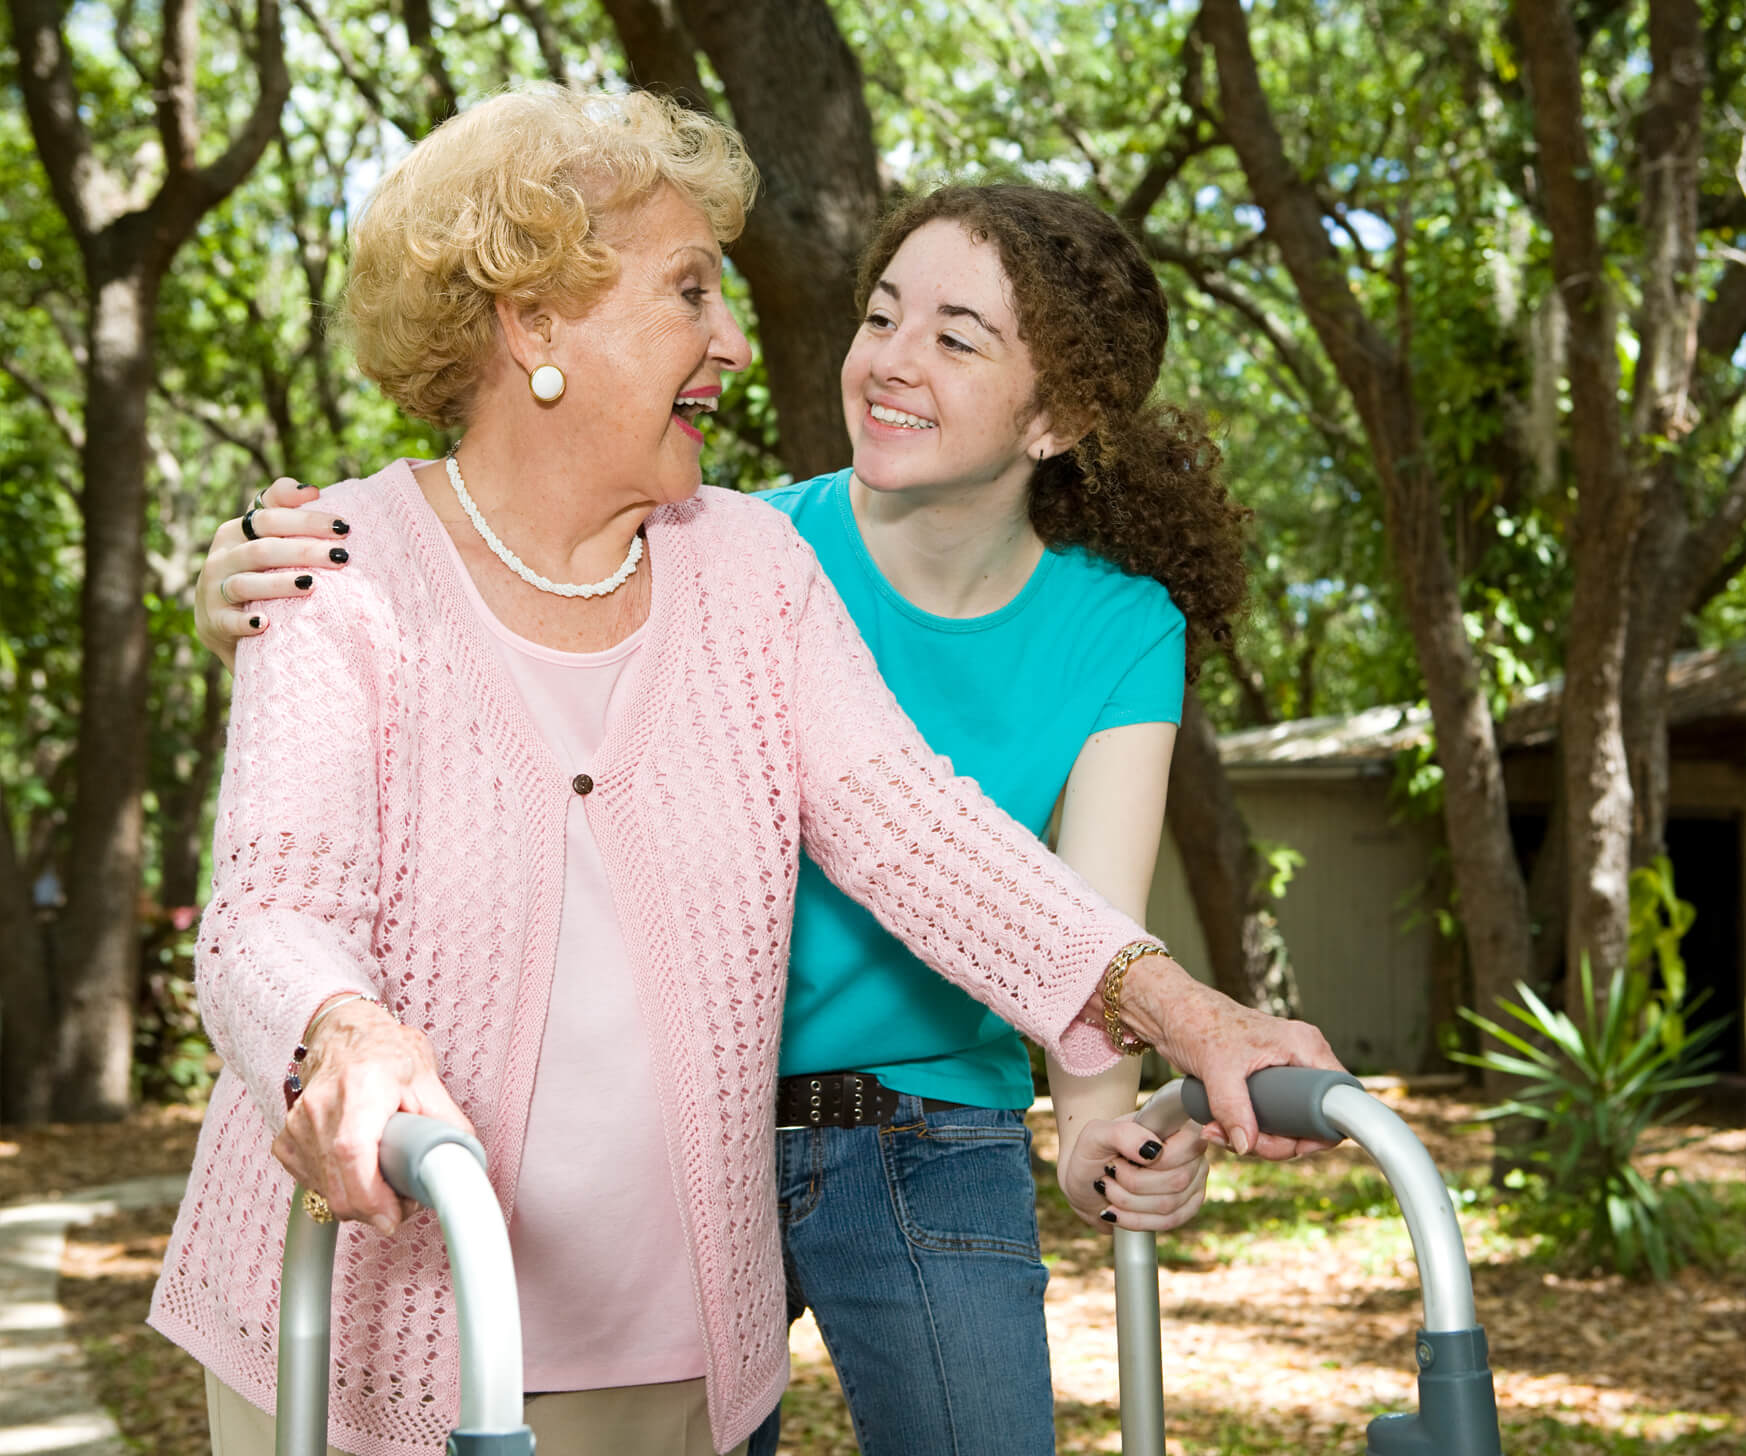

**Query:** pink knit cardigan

left=149, top=460, right=1142, bottom=1456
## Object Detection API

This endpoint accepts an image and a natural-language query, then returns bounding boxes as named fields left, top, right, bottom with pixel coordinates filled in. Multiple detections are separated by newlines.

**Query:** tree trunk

left=0, top=787, right=55, bottom=1123
left=1167, top=694, right=1303, bottom=1016
left=158, top=656, right=229, bottom=911
left=1515, top=0, right=1705, bottom=995
left=1622, top=262, right=1746, bottom=868
left=52, top=268, right=159, bottom=1121
left=1621, top=488, right=1686, bottom=868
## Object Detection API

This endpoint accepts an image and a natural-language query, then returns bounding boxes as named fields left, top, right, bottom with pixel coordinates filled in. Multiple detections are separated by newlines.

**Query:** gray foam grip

left=378, top=1113, right=488, bottom=1208
left=1180, top=1066, right=1363, bottom=1143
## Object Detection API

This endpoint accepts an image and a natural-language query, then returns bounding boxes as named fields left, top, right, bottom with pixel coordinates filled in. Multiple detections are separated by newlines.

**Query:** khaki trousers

left=205, top=1369, right=747, bottom=1456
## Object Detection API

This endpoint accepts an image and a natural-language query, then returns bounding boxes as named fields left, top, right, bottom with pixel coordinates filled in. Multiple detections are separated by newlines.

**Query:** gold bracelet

left=1101, top=940, right=1169, bottom=1056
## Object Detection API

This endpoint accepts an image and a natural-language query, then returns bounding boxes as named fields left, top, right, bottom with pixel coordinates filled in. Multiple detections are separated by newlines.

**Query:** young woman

left=196, top=183, right=1320, bottom=1455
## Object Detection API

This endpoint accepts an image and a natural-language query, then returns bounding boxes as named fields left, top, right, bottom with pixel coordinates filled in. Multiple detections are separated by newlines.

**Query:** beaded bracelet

left=1101, top=940, right=1170, bottom=1056
left=283, top=993, right=391, bottom=1110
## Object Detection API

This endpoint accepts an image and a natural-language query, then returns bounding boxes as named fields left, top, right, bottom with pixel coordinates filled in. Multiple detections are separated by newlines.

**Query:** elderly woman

left=151, top=86, right=1338, bottom=1456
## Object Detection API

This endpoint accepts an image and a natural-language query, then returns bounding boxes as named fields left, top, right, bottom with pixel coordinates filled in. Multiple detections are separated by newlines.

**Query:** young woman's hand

left=269, top=998, right=477, bottom=1236
left=195, top=477, right=353, bottom=669
left=1059, top=1115, right=1208, bottom=1232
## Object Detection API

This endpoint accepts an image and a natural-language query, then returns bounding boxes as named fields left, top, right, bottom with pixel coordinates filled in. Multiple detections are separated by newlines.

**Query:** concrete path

left=0, top=1175, right=186, bottom=1456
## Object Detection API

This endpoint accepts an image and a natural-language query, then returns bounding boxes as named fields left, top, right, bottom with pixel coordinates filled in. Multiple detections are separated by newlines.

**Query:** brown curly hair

left=856, top=185, right=1250, bottom=678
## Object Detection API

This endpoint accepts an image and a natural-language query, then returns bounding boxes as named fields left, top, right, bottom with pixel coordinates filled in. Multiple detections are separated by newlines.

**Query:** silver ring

left=252, top=487, right=270, bottom=512
left=219, top=575, right=239, bottom=607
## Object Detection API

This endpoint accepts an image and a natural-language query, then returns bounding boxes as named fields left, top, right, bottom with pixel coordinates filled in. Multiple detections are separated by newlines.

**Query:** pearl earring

left=529, top=364, right=566, bottom=403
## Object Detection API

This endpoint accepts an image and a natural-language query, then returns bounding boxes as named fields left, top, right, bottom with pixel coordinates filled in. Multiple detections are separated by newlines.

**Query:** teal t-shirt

left=763, top=469, right=1187, bottom=1108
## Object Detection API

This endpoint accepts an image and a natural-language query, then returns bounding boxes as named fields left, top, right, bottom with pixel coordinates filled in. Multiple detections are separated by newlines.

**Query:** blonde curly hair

left=344, top=86, right=759, bottom=428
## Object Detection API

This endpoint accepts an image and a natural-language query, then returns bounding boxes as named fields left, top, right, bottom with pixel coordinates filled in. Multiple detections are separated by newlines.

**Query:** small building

left=1147, top=646, right=1746, bottom=1077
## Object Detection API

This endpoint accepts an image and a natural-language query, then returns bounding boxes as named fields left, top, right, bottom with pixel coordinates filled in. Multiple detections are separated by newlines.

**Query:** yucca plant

left=1454, top=955, right=1727, bottom=1280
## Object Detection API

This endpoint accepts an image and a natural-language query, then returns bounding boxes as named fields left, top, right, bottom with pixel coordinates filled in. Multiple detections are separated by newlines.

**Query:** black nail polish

left=249, top=616, right=261, bottom=629
left=1093, top=1178, right=1107, bottom=1196
left=295, top=574, right=313, bottom=590
left=299, top=480, right=318, bottom=492
left=1100, top=1209, right=1118, bottom=1223
left=332, top=518, right=350, bottom=535
left=1104, top=1164, right=1118, bottom=1179
left=1139, top=1140, right=1162, bottom=1160
left=330, top=547, right=349, bottom=564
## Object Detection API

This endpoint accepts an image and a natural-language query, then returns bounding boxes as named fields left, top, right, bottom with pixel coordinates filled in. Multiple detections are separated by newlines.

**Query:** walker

left=1115, top=1067, right=1504, bottom=1455
left=276, top=1070, right=1502, bottom=1455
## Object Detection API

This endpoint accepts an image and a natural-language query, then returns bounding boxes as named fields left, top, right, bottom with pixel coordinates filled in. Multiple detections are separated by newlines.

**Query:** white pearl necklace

left=444, top=455, right=643, bottom=599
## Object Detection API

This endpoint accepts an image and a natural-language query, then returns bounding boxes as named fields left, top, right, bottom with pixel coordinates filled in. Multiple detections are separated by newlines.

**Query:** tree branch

left=1199, top=0, right=1403, bottom=426
left=1696, top=259, right=1746, bottom=371
left=156, top=0, right=201, bottom=178
left=1679, top=450, right=1746, bottom=607
left=188, top=0, right=289, bottom=212
left=154, top=385, right=276, bottom=477
left=597, top=0, right=710, bottom=105
left=401, top=0, right=460, bottom=131
left=0, top=359, right=85, bottom=457
left=1139, top=231, right=1363, bottom=466
left=289, top=0, right=418, bottom=136
left=7, top=0, right=114, bottom=239
left=1118, top=118, right=1216, bottom=232
left=505, top=0, right=576, bottom=83
left=1627, top=0, right=1705, bottom=441
left=1514, top=0, right=1624, bottom=506
left=1219, top=636, right=1276, bottom=726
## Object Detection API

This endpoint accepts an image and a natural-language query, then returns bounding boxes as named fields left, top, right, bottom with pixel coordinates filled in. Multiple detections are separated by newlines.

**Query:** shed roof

left=1221, top=643, right=1746, bottom=778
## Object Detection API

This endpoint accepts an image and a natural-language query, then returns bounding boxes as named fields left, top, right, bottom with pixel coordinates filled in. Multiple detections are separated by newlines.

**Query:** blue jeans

left=748, top=1096, right=1055, bottom=1456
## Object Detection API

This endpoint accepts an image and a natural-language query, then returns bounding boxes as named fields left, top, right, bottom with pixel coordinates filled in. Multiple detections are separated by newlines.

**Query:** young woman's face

left=840, top=220, right=1061, bottom=502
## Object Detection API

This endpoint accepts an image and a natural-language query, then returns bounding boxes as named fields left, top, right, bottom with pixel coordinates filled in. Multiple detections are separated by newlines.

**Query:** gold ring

left=302, top=1189, right=337, bottom=1224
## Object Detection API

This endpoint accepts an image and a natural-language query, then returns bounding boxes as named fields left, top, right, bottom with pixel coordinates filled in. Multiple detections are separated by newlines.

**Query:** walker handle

left=1179, top=1066, right=1362, bottom=1143
left=276, top=1114, right=533, bottom=1456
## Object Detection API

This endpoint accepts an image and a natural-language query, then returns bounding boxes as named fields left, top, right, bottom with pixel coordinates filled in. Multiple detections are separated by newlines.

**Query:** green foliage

left=133, top=907, right=216, bottom=1104
left=1253, top=840, right=1305, bottom=900
left=1455, top=957, right=1726, bottom=1280
left=1628, top=855, right=1698, bottom=1025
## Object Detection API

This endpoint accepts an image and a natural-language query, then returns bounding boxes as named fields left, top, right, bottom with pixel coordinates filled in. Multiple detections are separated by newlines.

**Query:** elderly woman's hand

left=270, top=999, right=476, bottom=1236
left=1060, top=1115, right=1208, bottom=1232
left=1118, top=955, right=1345, bottom=1162
left=195, top=477, right=353, bottom=669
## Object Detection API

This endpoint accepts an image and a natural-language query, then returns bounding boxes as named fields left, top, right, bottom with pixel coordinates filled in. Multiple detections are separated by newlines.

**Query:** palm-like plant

left=1455, top=956, right=1726, bottom=1280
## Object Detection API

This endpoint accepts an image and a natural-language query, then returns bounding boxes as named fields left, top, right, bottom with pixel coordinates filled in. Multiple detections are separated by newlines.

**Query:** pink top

left=441, top=533, right=704, bottom=1390
left=150, top=460, right=1142, bottom=1456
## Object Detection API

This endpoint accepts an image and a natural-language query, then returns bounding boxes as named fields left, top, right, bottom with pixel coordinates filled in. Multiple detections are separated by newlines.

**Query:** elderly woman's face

left=551, top=186, right=750, bottom=504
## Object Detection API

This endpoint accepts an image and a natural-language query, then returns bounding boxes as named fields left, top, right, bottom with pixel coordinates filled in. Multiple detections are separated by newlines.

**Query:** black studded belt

left=774, top=1071, right=970, bottom=1129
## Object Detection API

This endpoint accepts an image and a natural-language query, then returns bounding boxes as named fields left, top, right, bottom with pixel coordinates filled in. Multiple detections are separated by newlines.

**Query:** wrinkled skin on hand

left=272, top=999, right=476, bottom=1236
left=1120, top=954, right=1345, bottom=1162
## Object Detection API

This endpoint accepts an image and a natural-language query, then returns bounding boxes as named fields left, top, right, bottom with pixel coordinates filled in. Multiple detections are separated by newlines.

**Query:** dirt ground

left=6, top=1090, right=1743, bottom=1455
